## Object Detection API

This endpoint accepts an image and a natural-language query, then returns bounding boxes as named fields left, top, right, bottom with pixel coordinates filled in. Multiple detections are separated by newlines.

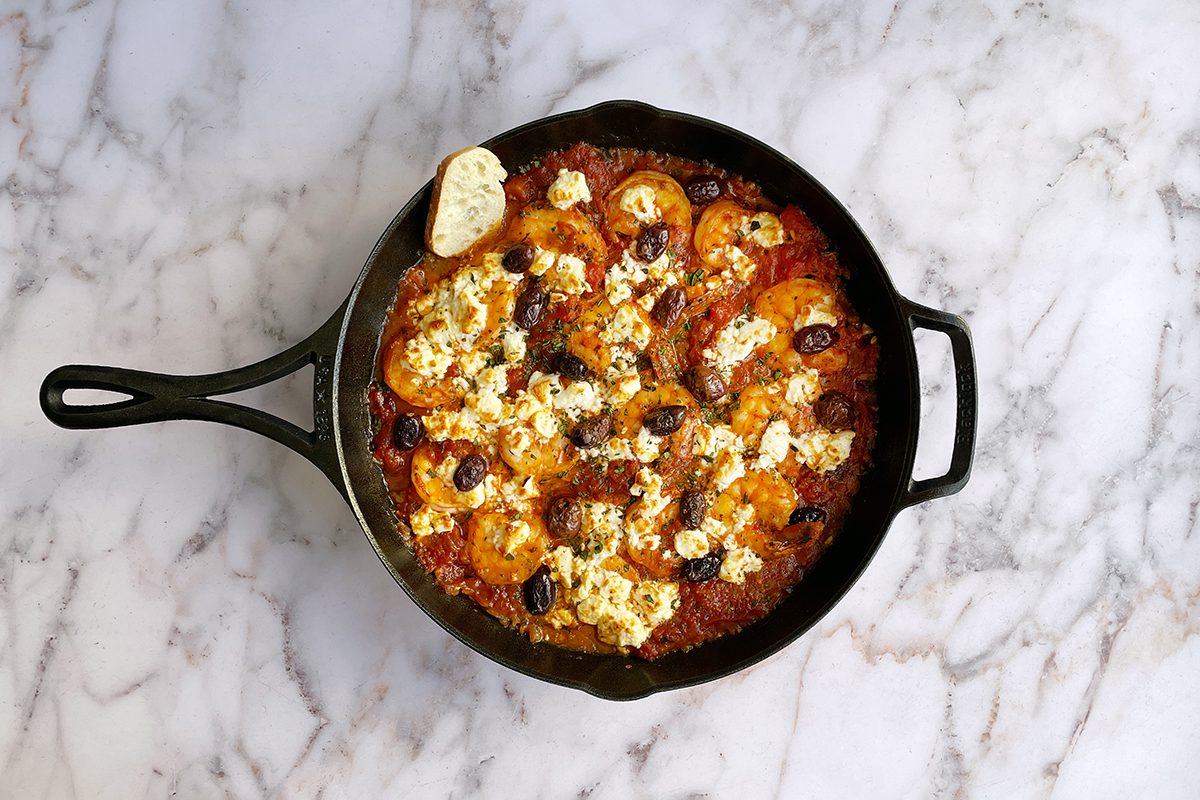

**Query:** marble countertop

left=4, top=1, right=1198, bottom=797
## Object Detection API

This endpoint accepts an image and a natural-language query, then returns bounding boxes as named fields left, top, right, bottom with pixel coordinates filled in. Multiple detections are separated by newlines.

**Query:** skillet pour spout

left=38, top=99, right=977, bottom=700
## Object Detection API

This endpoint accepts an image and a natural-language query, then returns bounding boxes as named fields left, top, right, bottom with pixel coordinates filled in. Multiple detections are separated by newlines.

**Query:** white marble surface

left=3, top=0, right=1199, bottom=797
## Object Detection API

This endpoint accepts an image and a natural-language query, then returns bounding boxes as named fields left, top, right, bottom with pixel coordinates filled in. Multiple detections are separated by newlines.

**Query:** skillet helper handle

left=40, top=301, right=349, bottom=498
left=898, top=299, right=977, bottom=509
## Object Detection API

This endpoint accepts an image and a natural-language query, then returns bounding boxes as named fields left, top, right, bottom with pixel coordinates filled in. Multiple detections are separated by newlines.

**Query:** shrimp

left=382, top=338, right=459, bottom=408
left=384, top=260, right=522, bottom=405
left=754, top=277, right=848, bottom=373
left=410, top=443, right=490, bottom=512
left=694, top=202, right=788, bottom=270
left=498, top=424, right=566, bottom=476
left=615, top=384, right=697, bottom=437
left=710, top=472, right=796, bottom=534
left=730, top=382, right=781, bottom=443
left=604, top=171, right=692, bottom=239
left=567, top=298, right=654, bottom=375
left=623, top=500, right=681, bottom=579
left=467, top=510, right=549, bottom=584
left=505, top=206, right=608, bottom=267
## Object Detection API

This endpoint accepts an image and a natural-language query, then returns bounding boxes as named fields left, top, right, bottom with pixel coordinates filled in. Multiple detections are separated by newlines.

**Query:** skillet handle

left=39, top=301, right=349, bottom=499
left=898, top=299, right=977, bottom=509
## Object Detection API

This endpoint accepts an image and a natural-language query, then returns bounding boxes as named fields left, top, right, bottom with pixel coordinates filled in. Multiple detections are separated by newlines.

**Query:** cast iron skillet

left=39, top=100, right=976, bottom=700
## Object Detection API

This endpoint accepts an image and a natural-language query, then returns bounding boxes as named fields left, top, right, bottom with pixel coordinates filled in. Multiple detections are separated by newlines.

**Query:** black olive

left=636, top=222, right=669, bottom=263
left=643, top=405, right=686, bottom=436
left=681, top=553, right=722, bottom=582
left=453, top=454, right=487, bottom=491
left=684, top=175, right=723, bottom=205
left=651, top=286, right=686, bottom=328
left=814, top=392, right=854, bottom=431
left=392, top=415, right=424, bottom=450
left=679, top=491, right=707, bottom=530
left=789, top=506, right=826, bottom=525
left=502, top=243, right=536, bottom=274
left=513, top=284, right=549, bottom=330
left=569, top=414, right=613, bottom=448
left=522, top=565, right=557, bottom=615
left=682, top=365, right=728, bottom=404
left=793, top=324, right=839, bottom=355
left=545, top=496, right=582, bottom=538
left=552, top=351, right=590, bottom=381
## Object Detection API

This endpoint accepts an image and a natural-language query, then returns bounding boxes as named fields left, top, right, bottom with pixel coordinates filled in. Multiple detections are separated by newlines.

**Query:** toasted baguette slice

left=425, top=146, right=508, bottom=257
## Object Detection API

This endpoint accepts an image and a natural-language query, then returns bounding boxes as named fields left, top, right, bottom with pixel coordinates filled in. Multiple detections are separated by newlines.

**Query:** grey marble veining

left=2, top=0, right=1198, bottom=797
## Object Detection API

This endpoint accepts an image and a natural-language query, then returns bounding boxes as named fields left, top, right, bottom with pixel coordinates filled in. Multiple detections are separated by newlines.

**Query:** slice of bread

left=425, top=146, right=508, bottom=257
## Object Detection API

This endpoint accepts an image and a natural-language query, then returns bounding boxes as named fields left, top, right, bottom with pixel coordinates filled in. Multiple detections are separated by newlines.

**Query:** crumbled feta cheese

left=409, top=505, right=455, bottom=538
left=513, top=372, right=564, bottom=439
left=744, top=212, right=785, bottom=248
left=693, top=423, right=744, bottom=460
left=570, top=559, right=678, bottom=648
left=634, top=581, right=679, bottom=626
left=581, top=501, right=625, bottom=559
left=754, top=419, right=792, bottom=470
left=631, top=427, right=662, bottom=463
left=619, top=184, right=659, bottom=225
left=608, top=370, right=641, bottom=405
left=554, top=253, right=590, bottom=295
left=547, top=169, right=591, bottom=209
left=583, top=435, right=636, bottom=463
left=712, top=450, right=746, bottom=494
left=456, top=348, right=488, bottom=379
left=498, top=474, right=539, bottom=507
left=702, top=316, right=778, bottom=378
left=546, top=608, right=576, bottom=629
left=554, top=379, right=602, bottom=420
left=674, top=528, right=710, bottom=559
left=792, top=429, right=855, bottom=473
left=794, top=291, right=839, bottom=329
left=574, top=565, right=648, bottom=647
left=644, top=251, right=677, bottom=284
left=606, top=249, right=650, bottom=306
left=491, top=518, right=534, bottom=556
left=482, top=252, right=524, bottom=283
left=722, top=245, right=756, bottom=282
left=600, top=304, right=653, bottom=350
left=785, top=368, right=821, bottom=405
left=547, top=546, right=578, bottom=588
left=502, top=330, right=527, bottom=363
left=719, top=546, right=763, bottom=584
left=424, top=405, right=485, bottom=443
left=530, top=248, right=556, bottom=276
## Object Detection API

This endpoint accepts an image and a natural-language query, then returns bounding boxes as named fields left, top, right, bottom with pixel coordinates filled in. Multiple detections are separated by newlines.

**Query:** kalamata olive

left=636, top=222, right=669, bottom=263
left=682, top=365, right=728, bottom=404
left=453, top=454, right=488, bottom=491
left=789, top=506, right=826, bottom=525
left=545, top=496, right=582, bottom=538
left=569, top=414, right=613, bottom=448
left=392, top=414, right=424, bottom=450
left=552, top=351, right=590, bottom=381
left=684, top=175, right=723, bottom=205
left=793, top=324, right=840, bottom=354
left=679, top=491, right=708, bottom=530
left=643, top=405, right=686, bottom=436
left=522, top=565, right=557, bottom=615
left=502, top=243, right=536, bottom=274
left=513, top=284, right=548, bottom=330
left=651, top=286, right=686, bottom=328
left=814, top=391, right=855, bottom=431
left=681, top=553, right=722, bottom=582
